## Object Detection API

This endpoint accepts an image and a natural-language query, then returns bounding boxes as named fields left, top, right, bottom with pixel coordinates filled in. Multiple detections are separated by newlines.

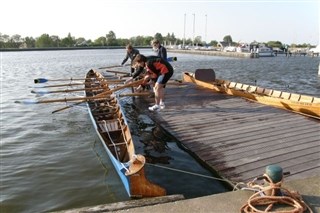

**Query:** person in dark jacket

left=132, top=54, right=173, bottom=111
left=152, top=39, right=167, bottom=61
left=121, top=44, right=140, bottom=74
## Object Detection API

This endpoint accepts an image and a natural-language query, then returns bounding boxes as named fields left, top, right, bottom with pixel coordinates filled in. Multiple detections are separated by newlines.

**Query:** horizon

left=1, top=0, right=319, bottom=45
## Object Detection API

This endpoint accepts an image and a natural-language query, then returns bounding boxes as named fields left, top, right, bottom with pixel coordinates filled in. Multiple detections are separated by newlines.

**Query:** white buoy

left=318, top=63, right=320, bottom=76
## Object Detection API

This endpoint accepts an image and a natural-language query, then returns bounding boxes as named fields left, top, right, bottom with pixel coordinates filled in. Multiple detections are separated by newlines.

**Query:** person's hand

left=125, top=78, right=133, bottom=84
left=135, top=85, right=143, bottom=92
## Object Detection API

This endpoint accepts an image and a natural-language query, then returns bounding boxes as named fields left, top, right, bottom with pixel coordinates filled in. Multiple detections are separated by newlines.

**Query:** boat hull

left=85, top=69, right=166, bottom=198
left=183, top=70, right=320, bottom=119
left=87, top=108, right=131, bottom=195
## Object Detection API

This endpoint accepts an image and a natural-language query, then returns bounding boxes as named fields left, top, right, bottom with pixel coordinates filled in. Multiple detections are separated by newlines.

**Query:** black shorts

left=157, top=71, right=173, bottom=85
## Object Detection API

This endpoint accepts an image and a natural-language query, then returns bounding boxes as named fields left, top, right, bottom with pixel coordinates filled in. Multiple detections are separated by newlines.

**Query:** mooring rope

left=147, top=163, right=313, bottom=212
left=146, top=162, right=235, bottom=185
left=240, top=173, right=313, bottom=213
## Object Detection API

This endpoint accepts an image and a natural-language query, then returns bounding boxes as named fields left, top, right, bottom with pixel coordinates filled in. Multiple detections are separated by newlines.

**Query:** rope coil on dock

left=240, top=173, right=313, bottom=213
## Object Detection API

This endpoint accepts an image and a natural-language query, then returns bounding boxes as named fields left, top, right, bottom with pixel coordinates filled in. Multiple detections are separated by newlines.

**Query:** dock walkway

left=135, top=82, right=320, bottom=184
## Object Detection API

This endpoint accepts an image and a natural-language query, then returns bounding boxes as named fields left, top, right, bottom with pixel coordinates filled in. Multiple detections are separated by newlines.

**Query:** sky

left=1, top=0, right=319, bottom=45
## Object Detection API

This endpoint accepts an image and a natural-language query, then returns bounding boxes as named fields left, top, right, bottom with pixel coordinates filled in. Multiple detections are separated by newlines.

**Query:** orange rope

left=240, top=174, right=313, bottom=213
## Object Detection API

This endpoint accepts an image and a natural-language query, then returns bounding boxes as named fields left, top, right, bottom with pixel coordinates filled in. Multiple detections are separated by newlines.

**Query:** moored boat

left=85, top=69, right=166, bottom=198
left=183, top=69, right=320, bottom=119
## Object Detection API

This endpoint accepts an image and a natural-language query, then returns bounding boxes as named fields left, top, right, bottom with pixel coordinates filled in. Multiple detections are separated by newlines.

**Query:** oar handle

left=98, top=64, right=130, bottom=69
left=37, top=79, right=125, bottom=88
left=34, top=76, right=123, bottom=84
left=118, top=92, right=151, bottom=97
left=52, top=101, right=85, bottom=114
left=37, top=96, right=109, bottom=104
left=34, top=77, right=87, bottom=83
left=96, top=78, right=144, bottom=97
left=33, top=86, right=110, bottom=94
left=105, top=70, right=130, bottom=75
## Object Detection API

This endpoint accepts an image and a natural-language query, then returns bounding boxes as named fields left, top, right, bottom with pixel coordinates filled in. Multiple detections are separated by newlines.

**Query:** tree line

left=0, top=31, right=313, bottom=49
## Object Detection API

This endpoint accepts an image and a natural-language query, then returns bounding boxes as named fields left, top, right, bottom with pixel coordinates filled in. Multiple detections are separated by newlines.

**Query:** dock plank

left=136, top=83, right=320, bottom=185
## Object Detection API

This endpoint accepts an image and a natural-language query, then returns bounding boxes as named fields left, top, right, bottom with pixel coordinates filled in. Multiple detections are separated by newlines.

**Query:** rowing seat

left=98, top=120, right=127, bottom=147
left=98, top=119, right=120, bottom=132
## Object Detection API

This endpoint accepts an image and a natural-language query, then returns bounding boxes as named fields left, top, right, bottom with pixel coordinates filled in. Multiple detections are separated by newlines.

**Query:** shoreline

left=0, top=46, right=150, bottom=52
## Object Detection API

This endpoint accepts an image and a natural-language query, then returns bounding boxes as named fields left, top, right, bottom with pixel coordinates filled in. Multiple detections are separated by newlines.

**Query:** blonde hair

left=126, top=44, right=133, bottom=50
left=151, top=39, right=159, bottom=46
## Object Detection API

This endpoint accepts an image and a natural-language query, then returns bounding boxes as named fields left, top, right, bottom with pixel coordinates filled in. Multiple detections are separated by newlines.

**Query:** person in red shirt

left=132, top=54, right=174, bottom=111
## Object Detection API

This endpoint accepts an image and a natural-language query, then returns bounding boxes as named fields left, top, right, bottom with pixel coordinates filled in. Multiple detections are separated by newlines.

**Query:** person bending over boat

left=132, top=54, right=173, bottom=111
left=152, top=39, right=167, bottom=61
left=120, top=44, right=140, bottom=74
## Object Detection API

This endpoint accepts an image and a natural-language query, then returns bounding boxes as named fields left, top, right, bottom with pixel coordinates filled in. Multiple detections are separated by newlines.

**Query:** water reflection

left=120, top=99, right=229, bottom=199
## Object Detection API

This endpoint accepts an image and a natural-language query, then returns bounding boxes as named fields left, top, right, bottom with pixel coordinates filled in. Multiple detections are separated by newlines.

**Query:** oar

left=31, top=86, right=110, bottom=95
left=34, top=76, right=122, bottom=84
left=98, top=57, right=177, bottom=70
left=118, top=92, right=152, bottom=97
left=34, top=77, right=92, bottom=84
left=37, top=78, right=181, bottom=95
left=33, top=79, right=125, bottom=88
left=51, top=79, right=144, bottom=113
left=15, top=96, right=109, bottom=104
left=105, top=70, right=130, bottom=75
left=52, top=101, right=86, bottom=114
left=52, top=92, right=151, bottom=113
left=167, top=56, right=177, bottom=62
left=95, top=78, right=143, bottom=96
left=16, top=79, right=144, bottom=104
left=98, top=64, right=130, bottom=69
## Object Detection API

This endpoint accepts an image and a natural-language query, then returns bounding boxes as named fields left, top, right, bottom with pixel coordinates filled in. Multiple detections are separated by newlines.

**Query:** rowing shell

left=183, top=69, right=320, bottom=119
left=85, top=69, right=166, bottom=197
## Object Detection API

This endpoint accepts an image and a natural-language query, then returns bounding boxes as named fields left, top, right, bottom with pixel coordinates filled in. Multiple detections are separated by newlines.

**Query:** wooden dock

left=134, top=82, right=320, bottom=184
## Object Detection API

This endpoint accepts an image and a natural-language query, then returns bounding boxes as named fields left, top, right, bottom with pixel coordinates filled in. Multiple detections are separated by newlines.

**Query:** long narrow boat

left=183, top=69, right=320, bottom=119
left=85, top=69, right=166, bottom=198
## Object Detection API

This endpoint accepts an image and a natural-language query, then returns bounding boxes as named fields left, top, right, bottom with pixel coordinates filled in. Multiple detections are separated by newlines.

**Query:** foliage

left=106, top=31, right=117, bottom=46
left=50, top=36, right=60, bottom=47
left=154, top=33, right=163, bottom=44
left=117, top=38, right=130, bottom=46
left=209, top=40, right=218, bottom=47
left=36, top=34, right=53, bottom=48
left=94, top=36, right=107, bottom=46
left=266, top=41, right=283, bottom=48
left=164, top=33, right=176, bottom=45
left=75, top=37, right=86, bottom=46
left=24, top=37, right=35, bottom=48
left=223, top=35, right=233, bottom=45
left=194, top=36, right=202, bottom=45
left=0, top=31, right=315, bottom=49
left=60, top=33, right=75, bottom=47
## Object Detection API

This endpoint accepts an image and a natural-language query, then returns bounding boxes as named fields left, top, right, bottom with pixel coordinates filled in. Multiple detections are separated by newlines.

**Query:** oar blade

left=34, top=78, right=48, bottom=83
left=31, top=89, right=50, bottom=95
left=15, top=99, right=39, bottom=104
left=167, top=57, right=177, bottom=62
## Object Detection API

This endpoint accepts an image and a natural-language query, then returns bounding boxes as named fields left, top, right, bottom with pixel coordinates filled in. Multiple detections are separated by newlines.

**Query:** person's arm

left=160, top=46, right=167, bottom=60
left=132, top=66, right=144, bottom=79
left=121, top=53, right=129, bottom=65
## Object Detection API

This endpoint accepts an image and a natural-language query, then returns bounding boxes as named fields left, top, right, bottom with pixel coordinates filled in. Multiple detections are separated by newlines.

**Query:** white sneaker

left=160, top=102, right=165, bottom=109
left=148, top=104, right=160, bottom=111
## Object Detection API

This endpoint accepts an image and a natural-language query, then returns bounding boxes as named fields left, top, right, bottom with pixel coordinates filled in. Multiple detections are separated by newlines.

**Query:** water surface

left=1, top=49, right=319, bottom=212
